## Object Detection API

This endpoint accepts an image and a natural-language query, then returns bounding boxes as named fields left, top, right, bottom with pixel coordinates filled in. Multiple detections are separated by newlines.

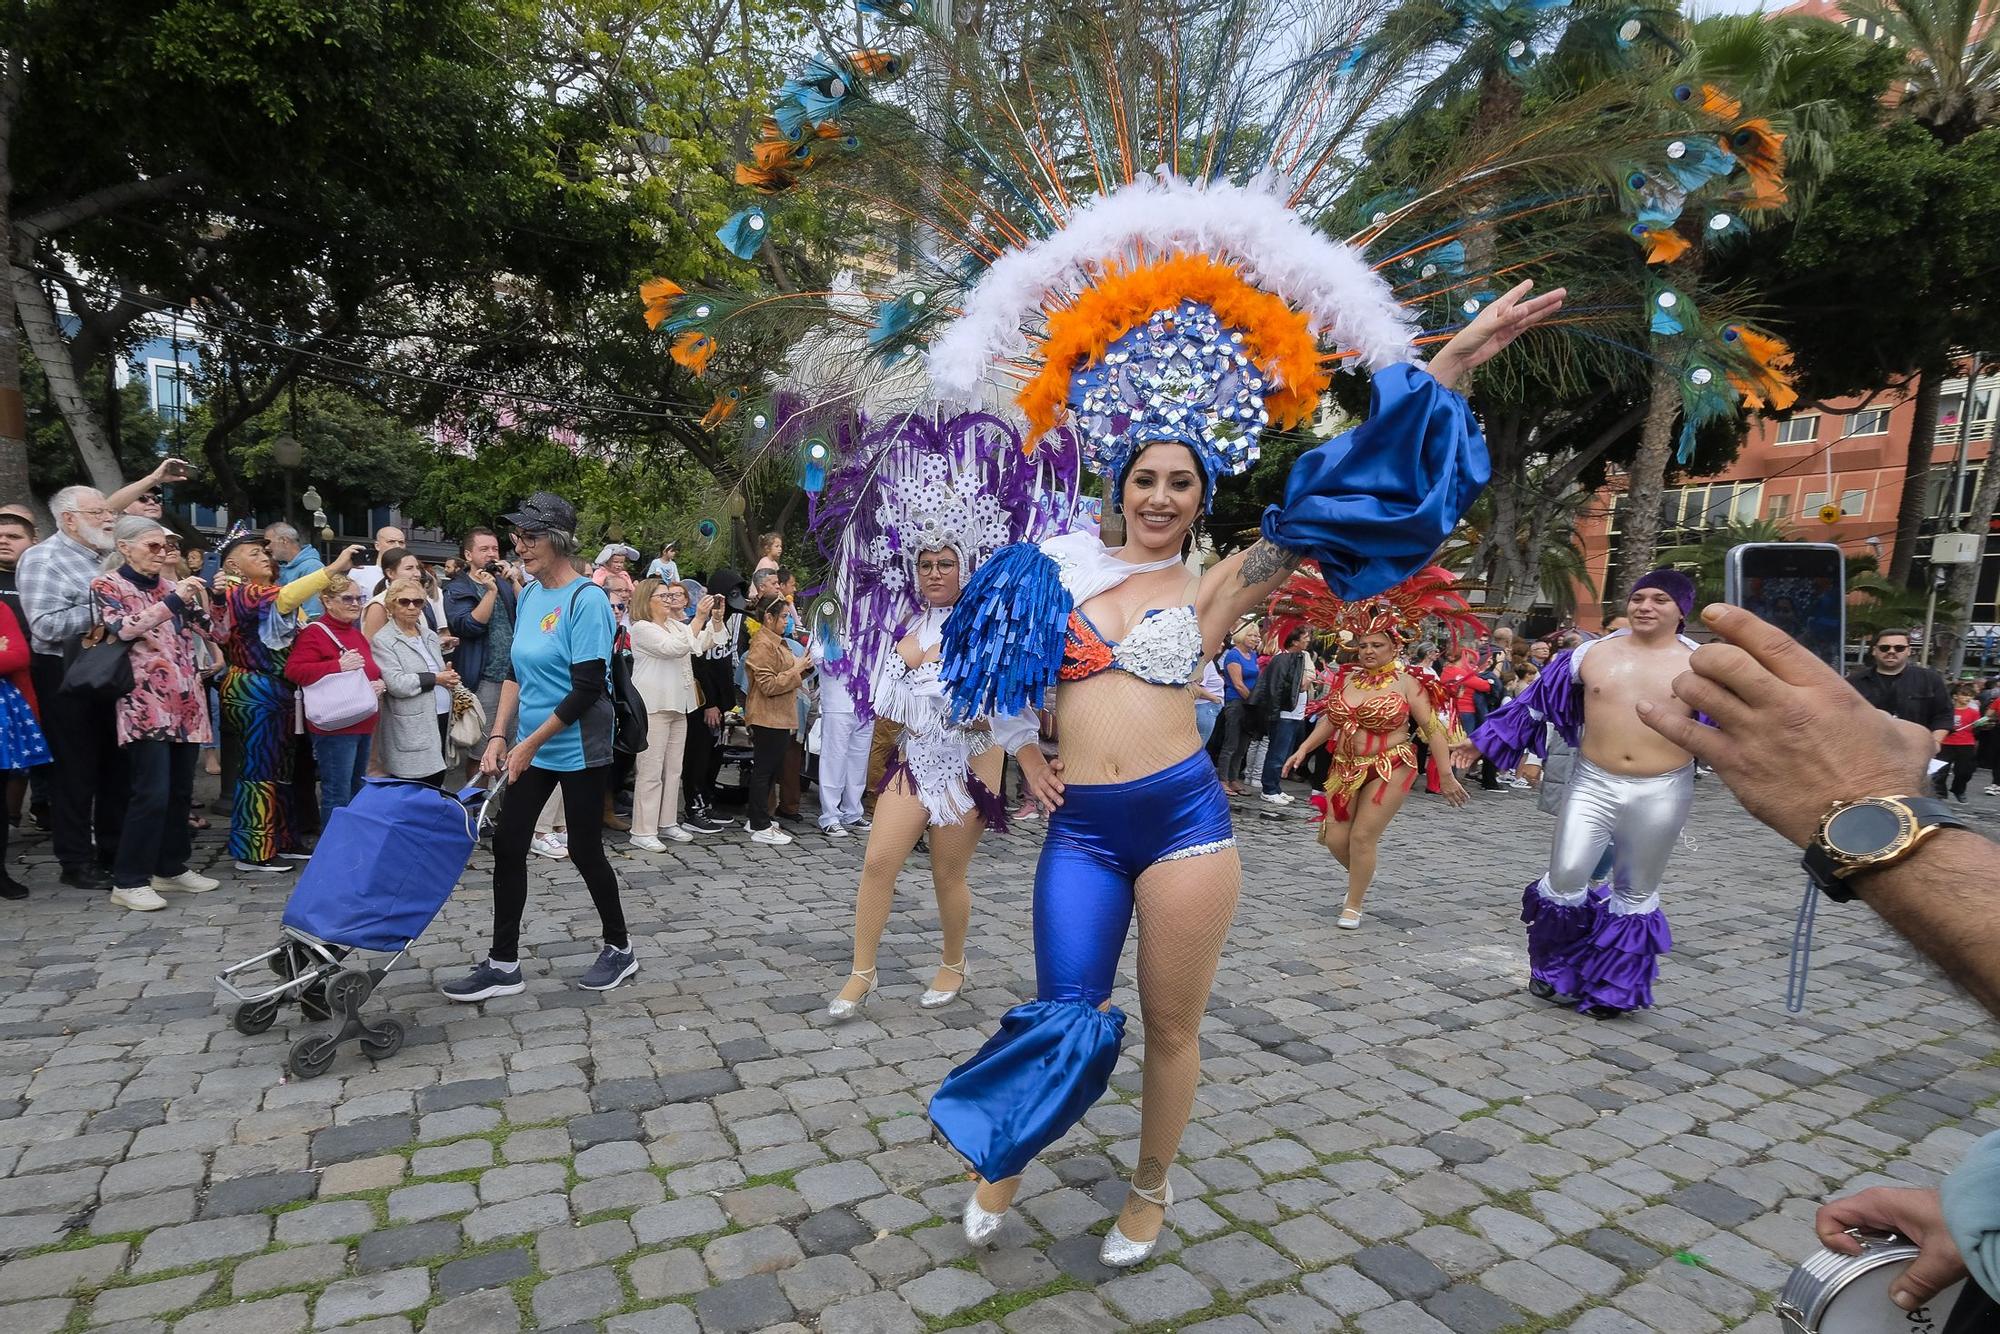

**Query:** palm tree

left=1842, top=0, right=2000, bottom=146
left=1611, top=16, right=1870, bottom=602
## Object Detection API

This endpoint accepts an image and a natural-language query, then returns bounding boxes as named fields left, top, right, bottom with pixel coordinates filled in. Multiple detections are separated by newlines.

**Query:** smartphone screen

left=1724, top=542, right=1847, bottom=672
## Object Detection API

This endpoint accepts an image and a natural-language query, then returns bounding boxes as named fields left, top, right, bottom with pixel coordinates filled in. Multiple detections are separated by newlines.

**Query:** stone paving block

left=1611, top=1278, right=1725, bottom=1333
left=0, top=1166, right=104, bottom=1214
left=1099, top=1263, right=1214, bottom=1322
left=386, top=1181, right=477, bottom=1224
left=311, top=1117, right=414, bottom=1167
left=200, top=1172, right=318, bottom=1219
left=603, top=1307, right=698, bottom=1334
left=627, top=1248, right=708, bottom=1300
left=173, top=1293, right=311, bottom=1334
left=1466, top=1204, right=1556, bottom=1258
left=536, top=1218, right=637, bottom=1275
left=233, top=1243, right=349, bottom=1296
left=775, top=1253, right=873, bottom=1313
left=275, top=1199, right=376, bottom=1243
left=1349, top=1244, right=1451, bottom=1302
left=312, top=1267, right=430, bottom=1328
left=692, top=1273, right=794, bottom=1333
left=317, top=1155, right=405, bottom=1197
left=820, top=1290, right=923, bottom=1334
left=0, top=1297, right=71, bottom=1334
left=1000, top=1290, right=1121, bottom=1332
left=793, top=1160, right=886, bottom=1210
left=1421, top=1284, right=1522, bottom=1334
left=461, top=1193, right=569, bottom=1245
left=721, top=1184, right=809, bottom=1228
left=409, top=1140, right=492, bottom=1178
left=853, top=1234, right=931, bottom=1286
left=1301, top=1264, right=1393, bottom=1316
left=476, top=1162, right=566, bottom=1205
left=1532, top=1242, right=1626, bottom=1296
left=572, top=1139, right=648, bottom=1179
left=1181, top=1231, right=1297, bottom=1296
left=0, top=1241, right=128, bottom=1300
left=357, top=1220, right=461, bottom=1272
left=529, top=1266, right=623, bottom=1326
left=133, top=1215, right=271, bottom=1273
left=631, top=1196, right=725, bottom=1244
left=89, top=1271, right=217, bottom=1323
left=434, top=1248, right=534, bottom=1299
left=420, top=1289, right=521, bottom=1334
left=90, top=1190, right=197, bottom=1236
left=899, top=1266, right=996, bottom=1318
left=1353, top=1299, right=1454, bottom=1332
left=703, top=1223, right=805, bottom=1280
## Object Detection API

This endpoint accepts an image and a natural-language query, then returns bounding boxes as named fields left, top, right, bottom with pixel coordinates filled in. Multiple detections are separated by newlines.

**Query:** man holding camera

left=445, top=527, right=520, bottom=780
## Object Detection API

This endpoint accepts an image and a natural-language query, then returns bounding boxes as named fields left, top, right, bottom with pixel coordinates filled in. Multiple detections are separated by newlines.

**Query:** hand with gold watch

left=1802, top=795, right=1970, bottom=903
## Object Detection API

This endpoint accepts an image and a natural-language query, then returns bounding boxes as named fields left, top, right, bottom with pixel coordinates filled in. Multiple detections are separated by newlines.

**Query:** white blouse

left=630, top=617, right=725, bottom=715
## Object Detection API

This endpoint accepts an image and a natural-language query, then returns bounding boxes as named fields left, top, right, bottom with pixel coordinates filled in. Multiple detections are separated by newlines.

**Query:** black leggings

left=490, top=763, right=626, bottom=962
left=746, top=725, right=790, bottom=830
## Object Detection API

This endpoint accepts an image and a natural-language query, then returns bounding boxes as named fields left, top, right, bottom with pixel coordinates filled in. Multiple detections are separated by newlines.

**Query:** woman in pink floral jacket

left=90, top=516, right=220, bottom=912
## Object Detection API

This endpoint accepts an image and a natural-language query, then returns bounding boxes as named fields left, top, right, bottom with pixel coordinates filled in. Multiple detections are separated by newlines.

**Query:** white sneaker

left=628, top=834, right=668, bottom=853
left=1987, top=785, right=2000, bottom=796
left=821, top=824, right=851, bottom=838
left=552, top=831, right=569, bottom=850
left=751, top=826, right=794, bottom=846
left=151, top=870, right=219, bottom=894
left=1259, top=791, right=1293, bottom=805
left=530, top=833, right=570, bottom=860
left=660, top=825, right=693, bottom=843
left=111, top=884, right=168, bottom=912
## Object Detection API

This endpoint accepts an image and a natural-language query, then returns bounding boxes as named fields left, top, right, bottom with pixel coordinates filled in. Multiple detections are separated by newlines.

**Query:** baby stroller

left=217, top=777, right=503, bottom=1079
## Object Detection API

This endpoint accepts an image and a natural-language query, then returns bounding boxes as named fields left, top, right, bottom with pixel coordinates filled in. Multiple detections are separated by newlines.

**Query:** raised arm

left=1196, top=541, right=1306, bottom=655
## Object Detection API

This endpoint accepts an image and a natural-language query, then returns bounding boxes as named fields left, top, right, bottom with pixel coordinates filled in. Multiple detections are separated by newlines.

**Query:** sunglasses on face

left=330, top=595, right=364, bottom=606
left=132, top=541, right=170, bottom=554
left=392, top=597, right=426, bottom=608
left=1877, top=644, right=1910, bottom=653
left=138, top=492, right=163, bottom=504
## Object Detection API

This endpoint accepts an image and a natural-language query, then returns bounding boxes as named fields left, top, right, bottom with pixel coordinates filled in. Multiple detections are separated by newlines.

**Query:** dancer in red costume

left=1276, top=567, right=1478, bottom=928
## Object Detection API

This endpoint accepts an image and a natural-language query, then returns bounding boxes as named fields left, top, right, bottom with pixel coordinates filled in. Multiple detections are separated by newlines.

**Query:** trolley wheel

left=286, top=1034, right=339, bottom=1080
left=326, top=969, right=373, bottom=1017
left=232, top=999, right=281, bottom=1036
left=359, top=1019, right=405, bottom=1062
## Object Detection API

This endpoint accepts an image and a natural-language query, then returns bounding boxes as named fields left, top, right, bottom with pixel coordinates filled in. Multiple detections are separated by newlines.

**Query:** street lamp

left=301, top=486, right=327, bottom=551
left=274, top=434, right=303, bottom=527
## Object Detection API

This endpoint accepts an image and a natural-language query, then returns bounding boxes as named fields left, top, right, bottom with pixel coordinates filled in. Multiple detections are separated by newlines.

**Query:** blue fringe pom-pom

left=939, top=542, right=1071, bottom=723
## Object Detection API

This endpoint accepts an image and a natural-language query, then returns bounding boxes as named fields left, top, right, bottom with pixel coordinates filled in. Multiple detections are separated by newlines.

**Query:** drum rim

left=1777, top=1241, right=1922, bottom=1325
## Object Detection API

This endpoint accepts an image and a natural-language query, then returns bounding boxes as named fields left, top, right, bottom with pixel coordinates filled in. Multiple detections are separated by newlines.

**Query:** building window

left=1805, top=491, right=1828, bottom=514
left=1840, top=489, right=1867, bottom=517
left=1939, top=386, right=1996, bottom=429
left=1845, top=408, right=1891, bottom=437
left=1776, top=415, right=1818, bottom=445
left=149, top=362, right=191, bottom=423
left=1769, top=494, right=1791, bottom=521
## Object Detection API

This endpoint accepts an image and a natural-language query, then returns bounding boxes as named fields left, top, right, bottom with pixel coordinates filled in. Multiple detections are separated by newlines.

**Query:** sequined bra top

left=1322, top=688, right=1410, bottom=733
left=1060, top=605, right=1205, bottom=686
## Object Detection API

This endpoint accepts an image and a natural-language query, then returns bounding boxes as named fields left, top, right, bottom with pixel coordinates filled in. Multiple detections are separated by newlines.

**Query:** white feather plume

left=926, top=170, right=1418, bottom=407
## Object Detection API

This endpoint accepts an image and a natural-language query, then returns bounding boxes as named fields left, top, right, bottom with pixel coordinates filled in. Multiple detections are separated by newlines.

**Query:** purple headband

left=1630, top=568, right=1696, bottom=621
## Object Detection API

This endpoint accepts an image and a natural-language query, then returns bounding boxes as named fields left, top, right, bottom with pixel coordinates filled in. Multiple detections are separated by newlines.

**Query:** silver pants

left=1540, top=757, right=1694, bottom=916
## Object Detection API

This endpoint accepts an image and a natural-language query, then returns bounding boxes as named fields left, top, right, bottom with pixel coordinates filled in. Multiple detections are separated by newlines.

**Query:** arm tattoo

left=1237, top=540, right=1301, bottom=588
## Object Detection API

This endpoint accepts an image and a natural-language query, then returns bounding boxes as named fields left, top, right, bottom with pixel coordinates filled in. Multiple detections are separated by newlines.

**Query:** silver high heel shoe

left=1100, top=1179, right=1172, bottom=1268
left=962, top=1186, right=1009, bottom=1246
left=826, top=968, right=877, bottom=1021
left=919, top=958, right=969, bottom=1009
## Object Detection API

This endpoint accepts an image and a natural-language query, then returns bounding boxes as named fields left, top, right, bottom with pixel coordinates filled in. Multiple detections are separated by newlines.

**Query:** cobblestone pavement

left=1, top=770, right=1997, bottom=1334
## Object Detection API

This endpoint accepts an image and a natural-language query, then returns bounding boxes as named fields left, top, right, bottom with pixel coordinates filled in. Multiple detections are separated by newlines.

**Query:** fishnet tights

left=975, top=845, right=1241, bottom=1243
left=839, top=748, right=999, bottom=1002
left=1052, top=675, right=1203, bottom=784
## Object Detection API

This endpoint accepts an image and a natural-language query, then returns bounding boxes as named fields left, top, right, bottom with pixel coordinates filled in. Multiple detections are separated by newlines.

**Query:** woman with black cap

left=443, top=492, right=636, bottom=1000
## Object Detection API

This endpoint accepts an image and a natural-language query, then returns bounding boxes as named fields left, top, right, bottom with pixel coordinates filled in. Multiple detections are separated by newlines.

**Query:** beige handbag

left=447, top=686, right=487, bottom=752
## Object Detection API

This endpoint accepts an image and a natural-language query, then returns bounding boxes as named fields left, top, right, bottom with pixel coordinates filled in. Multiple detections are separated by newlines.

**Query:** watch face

left=1826, top=802, right=1907, bottom=857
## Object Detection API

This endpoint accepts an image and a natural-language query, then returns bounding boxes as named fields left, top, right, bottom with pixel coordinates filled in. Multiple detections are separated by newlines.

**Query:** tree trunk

left=10, top=257, right=124, bottom=491
left=1942, top=369, right=1999, bottom=678
left=1888, top=359, right=1947, bottom=586
left=1614, top=355, right=1682, bottom=606
left=0, top=42, right=27, bottom=509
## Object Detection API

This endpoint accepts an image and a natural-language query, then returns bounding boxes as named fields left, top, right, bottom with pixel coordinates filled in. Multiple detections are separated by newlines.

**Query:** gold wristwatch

left=1802, top=795, right=1967, bottom=903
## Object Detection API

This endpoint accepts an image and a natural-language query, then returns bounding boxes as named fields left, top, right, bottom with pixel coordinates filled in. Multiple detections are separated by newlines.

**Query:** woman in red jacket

left=284, top=574, right=385, bottom=827
left=0, top=597, right=49, bottom=899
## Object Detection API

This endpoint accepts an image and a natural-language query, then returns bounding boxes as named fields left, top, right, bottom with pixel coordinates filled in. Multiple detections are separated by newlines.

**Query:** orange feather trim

left=1726, top=327, right=1798, bottom=412
left=639, top=278, right=684, bottom=331
left=1701, top=84, right=1742, bottom=123
left=1730, top=119, right=1786, bottom=202
left=847, top=50, right=900, bottom=76
left=1642, top=228, right=1692, bottom=265
left=735, top=163, right=794, bottom=192
left=671, top=332, right=715, bottom=377
left=701, top=391, right=742, bottom=429
left=1017, top=254, right=1325, bottom=444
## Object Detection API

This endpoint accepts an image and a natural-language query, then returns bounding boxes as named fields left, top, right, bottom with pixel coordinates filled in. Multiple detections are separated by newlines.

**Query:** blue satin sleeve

left=1260, top=362, right=1488, bottom=600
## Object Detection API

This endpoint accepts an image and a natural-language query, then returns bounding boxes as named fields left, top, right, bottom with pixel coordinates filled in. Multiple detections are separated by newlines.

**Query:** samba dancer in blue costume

left=928, top=262, right=1563, bottom=1263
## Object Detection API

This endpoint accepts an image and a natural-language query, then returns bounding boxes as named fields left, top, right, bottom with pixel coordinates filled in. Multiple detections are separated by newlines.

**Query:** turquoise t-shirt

left=510, top=577, right=616, bottom=772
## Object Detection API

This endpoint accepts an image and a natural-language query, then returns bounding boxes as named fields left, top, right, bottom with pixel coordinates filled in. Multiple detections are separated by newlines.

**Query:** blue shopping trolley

left=216, top=777, right=503, bottom=1079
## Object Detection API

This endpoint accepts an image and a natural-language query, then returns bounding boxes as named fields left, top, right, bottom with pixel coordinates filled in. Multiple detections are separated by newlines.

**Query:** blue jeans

left=1261, top=717, right=1302, bottom=794
left=312, top=732, right=373, bottom=828
left=1195, top=701, right=1221, bottom=745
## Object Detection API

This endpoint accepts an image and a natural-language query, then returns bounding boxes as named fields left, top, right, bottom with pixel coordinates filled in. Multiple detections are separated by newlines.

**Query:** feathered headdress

left=809, top=410, right=1081, bottom=719
left=1269, top=563, right=1484, bottom=647
left=640, top=0, right=1781, bottom=498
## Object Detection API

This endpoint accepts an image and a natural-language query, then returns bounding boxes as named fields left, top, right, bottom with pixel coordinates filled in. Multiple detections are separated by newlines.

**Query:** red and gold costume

left=1269, top=564, right=1481, bottom=827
